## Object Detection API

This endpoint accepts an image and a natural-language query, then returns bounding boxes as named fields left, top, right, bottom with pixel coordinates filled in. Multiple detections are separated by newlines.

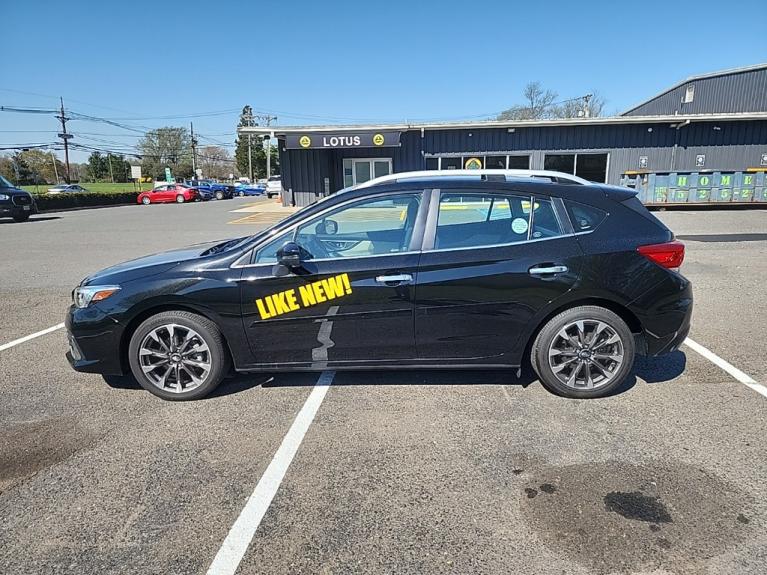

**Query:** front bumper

left=65, top=304, right=126, bottom=375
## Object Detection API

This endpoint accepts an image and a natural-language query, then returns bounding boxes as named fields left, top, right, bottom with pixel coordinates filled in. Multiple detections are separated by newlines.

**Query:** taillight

left=637, top=241, right=685, bottom=270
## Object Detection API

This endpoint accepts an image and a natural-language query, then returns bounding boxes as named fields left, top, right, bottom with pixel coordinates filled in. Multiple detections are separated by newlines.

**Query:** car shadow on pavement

left=101, top=351, right=687, bottom=399
left=0, top=216, right=61, bottom=224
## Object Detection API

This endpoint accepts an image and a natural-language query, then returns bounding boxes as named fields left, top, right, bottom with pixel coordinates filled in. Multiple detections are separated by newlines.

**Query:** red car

left=137, top=184, right=199, bottom=205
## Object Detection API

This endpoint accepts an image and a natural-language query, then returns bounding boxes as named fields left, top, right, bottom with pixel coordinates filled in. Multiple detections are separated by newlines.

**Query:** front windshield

left=0, top=175, right=15, bottom=188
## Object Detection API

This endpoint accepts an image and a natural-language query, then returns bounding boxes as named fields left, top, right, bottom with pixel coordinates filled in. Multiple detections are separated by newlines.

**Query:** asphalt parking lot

left=1, top=198, right=766, bottom=574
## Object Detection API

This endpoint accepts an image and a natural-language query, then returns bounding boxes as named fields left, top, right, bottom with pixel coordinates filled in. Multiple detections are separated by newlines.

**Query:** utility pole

left=254, top=114, right=277, bottom=179
left=50, top=151, right=59, bottom=183
left=243, top=107, right=254, bottom=182
left=190, top=122, right=198, bottom=177
left=56, top=97, right=72, bottom=183
left=108, top=154, right=114, bottom=183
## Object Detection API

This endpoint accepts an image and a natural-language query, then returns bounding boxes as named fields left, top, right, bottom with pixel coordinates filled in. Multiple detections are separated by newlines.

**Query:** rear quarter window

left=565, top=200, right=607, bottom=232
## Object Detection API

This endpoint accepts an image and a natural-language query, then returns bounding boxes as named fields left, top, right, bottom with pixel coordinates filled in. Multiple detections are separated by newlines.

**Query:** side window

left=565, top=200, right=607, bottom=232
left=295, top=193, right=421, bottom=260
left=530, top=198, right=564, bottom=239
left=435, top=193, right=531, bottom=250
left=254, top=230, right=293, bottom=263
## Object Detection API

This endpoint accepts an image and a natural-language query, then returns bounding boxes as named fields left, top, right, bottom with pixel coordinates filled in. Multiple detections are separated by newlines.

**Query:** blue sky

left=2, top=0, right=766, bottom=162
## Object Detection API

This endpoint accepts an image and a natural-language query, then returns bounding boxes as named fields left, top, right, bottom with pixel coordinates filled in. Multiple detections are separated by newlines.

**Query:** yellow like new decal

left=255, top=273, right=352, bottom=320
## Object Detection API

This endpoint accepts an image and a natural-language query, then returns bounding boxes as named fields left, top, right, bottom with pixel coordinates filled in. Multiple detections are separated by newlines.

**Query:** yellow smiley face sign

left=299, top=135, right=312, bottom=148
left=372, top=133, right=385, bottom=146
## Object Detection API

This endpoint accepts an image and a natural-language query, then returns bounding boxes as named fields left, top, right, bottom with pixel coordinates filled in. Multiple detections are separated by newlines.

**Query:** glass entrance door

left=346, top=158, right=392, bottom=186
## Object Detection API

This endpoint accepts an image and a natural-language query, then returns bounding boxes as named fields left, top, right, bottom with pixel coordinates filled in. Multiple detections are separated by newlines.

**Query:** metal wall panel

left=624, top=68, right=767, bottom=116
left=277, top=120, right=767, bottom=204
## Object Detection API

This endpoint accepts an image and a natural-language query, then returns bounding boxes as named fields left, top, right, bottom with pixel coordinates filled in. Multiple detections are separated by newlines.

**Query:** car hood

left=81, top=241, right=225, bottom=286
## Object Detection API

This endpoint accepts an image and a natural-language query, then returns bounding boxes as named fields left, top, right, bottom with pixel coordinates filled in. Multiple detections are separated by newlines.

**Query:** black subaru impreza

left=66, top=170, right=692, bottom=400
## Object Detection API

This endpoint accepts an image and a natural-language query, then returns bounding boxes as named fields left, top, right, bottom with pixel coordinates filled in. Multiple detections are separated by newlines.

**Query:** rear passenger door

left=414, top=188, right=583, bottom=362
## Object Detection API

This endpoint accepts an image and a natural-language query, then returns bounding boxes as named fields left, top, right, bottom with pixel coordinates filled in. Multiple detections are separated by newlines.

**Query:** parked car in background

left=185, top=179, right=234, bottom=200
left=265, top=175, right=282, bottom=198
left=0, top=175, right=37, bottom=222
left=234, top=183, right=266, bottom=196
left=48, top=184, right=89, bottom=194
left=137, top=184, right=199, bottom=205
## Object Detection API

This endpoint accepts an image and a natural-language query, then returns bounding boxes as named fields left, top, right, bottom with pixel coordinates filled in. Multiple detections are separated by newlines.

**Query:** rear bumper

left=65, top=304, right=126, bottom=375
left=630, top=274, right=693, bottom=356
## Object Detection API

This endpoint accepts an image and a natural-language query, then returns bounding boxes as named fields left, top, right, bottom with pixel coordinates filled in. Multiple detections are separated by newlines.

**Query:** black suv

left=0, top=175, right=36, bottom=222
left=66, top=170, right=692, bottom=401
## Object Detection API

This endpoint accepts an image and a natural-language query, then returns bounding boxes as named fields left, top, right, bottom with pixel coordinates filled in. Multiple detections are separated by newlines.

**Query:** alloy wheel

left=547, top=319, right=625, bottom=390
left=138, top=324, right=211, bottom=393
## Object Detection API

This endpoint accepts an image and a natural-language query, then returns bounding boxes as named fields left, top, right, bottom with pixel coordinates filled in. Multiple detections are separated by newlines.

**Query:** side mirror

left=277, top=241, right=302, bottom=268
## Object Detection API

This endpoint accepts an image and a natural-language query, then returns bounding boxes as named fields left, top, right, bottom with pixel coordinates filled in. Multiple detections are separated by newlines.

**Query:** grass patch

left=22, top=182, right=151, bottom=195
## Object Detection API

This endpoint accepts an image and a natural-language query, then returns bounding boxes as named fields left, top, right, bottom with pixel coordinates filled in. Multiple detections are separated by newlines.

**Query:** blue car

left=185, top=180, right=234, bottom=200
left=234, top=183, right=266, bottom=196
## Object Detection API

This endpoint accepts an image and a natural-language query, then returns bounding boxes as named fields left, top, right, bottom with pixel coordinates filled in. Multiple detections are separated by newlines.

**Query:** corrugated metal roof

left=621, top=63, right=767, bottom=116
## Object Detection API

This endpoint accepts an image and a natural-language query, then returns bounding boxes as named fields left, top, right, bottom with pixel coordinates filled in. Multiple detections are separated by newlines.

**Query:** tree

left=234, top=105, right=280, bottom=180
left=137, top=126, right=193, bottom=180
left=497, top=82, right=607, bottom=121
left=0, top=156, right=15, bottom=183
left=17, top=149, right=64, bottom=184
left=198, top=146, right=232, bottom=179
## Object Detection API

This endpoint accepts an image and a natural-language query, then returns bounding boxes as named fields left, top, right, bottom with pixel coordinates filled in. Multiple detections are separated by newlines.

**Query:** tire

left=176, top=194, right=185, bottom=203
left=12, top=212, right=30, bottom=222
left=531, top=305, right=635, bottom=399
left=238, top=191, right=245, bottom=197
left=128, top=311, right=230, bottom=401
left=267, top=193, right=274, bottom=199
left=141, top=196, right=151, bottom=205
left=215, top=191, right=224, bottom=200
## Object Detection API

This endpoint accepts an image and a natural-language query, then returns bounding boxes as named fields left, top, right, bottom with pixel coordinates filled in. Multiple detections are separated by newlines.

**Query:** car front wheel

left=128, top=311, right=229, bottom=400
left=531, top=305, right=635, bottom=399
left=141, top=196, right=151, bottom=205
left=215, top=191, right=224, bottom=200
left=12, top=212, right=30, bottom=222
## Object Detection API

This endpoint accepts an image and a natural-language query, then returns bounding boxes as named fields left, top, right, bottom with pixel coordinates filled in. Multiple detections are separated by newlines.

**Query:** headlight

left=0, top=194, right=9, bottom=200
left=73, top=285, right=121, bottom=308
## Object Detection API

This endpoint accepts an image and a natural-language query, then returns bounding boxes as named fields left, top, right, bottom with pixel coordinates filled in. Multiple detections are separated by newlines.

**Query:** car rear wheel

left=141, top=196, right=151, bottom=205
left=176, top=195, right=185, bottom=203
left=12, top=212, right=30, bottom=222
left=531, top=306, right=635, bottom=399
left=238, top=190, right=245, bottom=197
left=128, top=311, right=229, bottom=400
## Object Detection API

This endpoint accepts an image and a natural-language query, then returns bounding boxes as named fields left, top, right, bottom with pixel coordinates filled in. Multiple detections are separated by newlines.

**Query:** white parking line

left=206, top=370, right=335, bottom=575
left=683, top=337, right=767, bottom=398
left=0, top=323, right=65, bottom=352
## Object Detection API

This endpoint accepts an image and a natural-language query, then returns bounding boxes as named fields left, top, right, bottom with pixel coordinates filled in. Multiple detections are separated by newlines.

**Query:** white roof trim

left=238, top=112, right=767, bottom=136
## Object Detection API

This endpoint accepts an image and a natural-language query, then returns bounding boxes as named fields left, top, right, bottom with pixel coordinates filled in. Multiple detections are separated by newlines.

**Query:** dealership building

left=240, top=64, right=767, bottom=206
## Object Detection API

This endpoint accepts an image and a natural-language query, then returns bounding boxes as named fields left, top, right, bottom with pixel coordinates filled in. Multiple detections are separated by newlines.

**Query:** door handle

left=529, top=265, right=568, bottom=275
left=375, top=274, right=413, bottom=285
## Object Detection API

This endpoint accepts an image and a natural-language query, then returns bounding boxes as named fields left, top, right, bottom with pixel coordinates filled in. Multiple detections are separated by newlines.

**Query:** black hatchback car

left=66, top=170, right=692, bottom=400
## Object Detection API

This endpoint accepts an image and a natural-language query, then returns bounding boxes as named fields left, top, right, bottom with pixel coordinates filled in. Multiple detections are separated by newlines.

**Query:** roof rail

left=353, top=169, right=591, bottom=189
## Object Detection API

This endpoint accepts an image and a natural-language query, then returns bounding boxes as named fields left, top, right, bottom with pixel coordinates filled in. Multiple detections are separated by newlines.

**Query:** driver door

left=238, top=191, right=426, bottom=367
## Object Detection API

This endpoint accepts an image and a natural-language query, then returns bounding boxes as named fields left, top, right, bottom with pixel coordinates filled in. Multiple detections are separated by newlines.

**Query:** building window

left=485, top=155, right=506, bottom=169
left=683, top=84, right=695, bottom=104
left=425, top=154, right=532, bottom=171
left=544, top=153, right=608, bottom=183
left=508, top=155, right=530, bottom=169
left=441, top=157, right=462, bottom=170
left=544, top=154, right=575, bottom=174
